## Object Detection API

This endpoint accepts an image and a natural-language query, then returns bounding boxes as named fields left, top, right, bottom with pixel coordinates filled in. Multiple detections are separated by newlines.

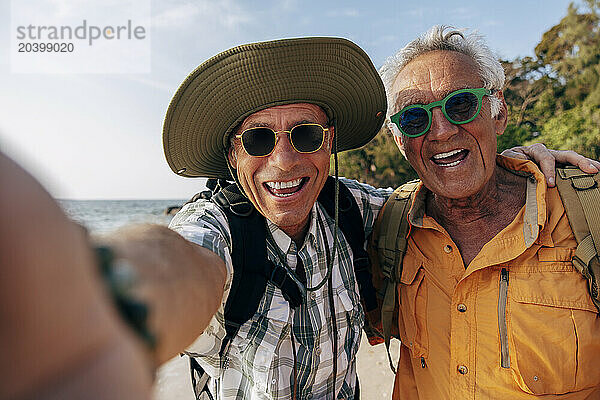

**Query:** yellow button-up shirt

left=393, top=156, right=600, bottom=399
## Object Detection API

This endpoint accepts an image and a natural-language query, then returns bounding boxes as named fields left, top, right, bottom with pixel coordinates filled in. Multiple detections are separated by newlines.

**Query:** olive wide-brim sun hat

left=163, top=37, right=387, bottom=179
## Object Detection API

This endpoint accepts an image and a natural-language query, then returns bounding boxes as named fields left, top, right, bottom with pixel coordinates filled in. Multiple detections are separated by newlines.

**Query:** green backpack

left=372, top=167, right=600, bottom=372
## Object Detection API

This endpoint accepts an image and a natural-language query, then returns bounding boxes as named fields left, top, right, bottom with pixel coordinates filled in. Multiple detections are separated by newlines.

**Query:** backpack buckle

left=229, top=201, right=253, bottom=217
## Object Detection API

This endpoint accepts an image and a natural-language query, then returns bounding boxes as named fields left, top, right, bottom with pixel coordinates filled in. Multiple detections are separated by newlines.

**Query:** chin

left=273, top=209, right=310, bottom=225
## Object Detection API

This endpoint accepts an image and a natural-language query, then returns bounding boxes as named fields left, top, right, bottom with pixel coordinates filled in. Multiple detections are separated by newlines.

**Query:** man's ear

left=227, top=145, right=238, bottom=169
left=494, top=91, right=508, bottom=136
left=327, top=125, right=335, bottom=151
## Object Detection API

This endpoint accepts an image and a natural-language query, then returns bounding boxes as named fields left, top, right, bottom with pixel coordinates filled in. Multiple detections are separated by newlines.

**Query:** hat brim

left=163, top=37, right=387, bottom=179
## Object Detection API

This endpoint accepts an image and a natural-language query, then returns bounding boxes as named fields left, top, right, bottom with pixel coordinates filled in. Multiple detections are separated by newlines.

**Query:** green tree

left=534, top=104, right=600, bottom=159
left=334, top=126, right=417, bottom=188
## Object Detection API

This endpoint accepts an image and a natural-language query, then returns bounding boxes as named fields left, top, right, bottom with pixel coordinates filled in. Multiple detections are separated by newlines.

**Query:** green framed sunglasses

left=389, top=87, right=492, bottom=138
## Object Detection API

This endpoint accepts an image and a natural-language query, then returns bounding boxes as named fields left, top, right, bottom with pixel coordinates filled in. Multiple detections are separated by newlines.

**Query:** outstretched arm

left=502, top=143, right=600, bottom=187
left=97, top=224, right=227, bottom=365
left=0, top=152, right=226, bottom=399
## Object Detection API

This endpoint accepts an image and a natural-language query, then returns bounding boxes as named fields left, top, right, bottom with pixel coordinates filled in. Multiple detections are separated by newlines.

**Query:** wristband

left=94, top=245, right=156, bottom=349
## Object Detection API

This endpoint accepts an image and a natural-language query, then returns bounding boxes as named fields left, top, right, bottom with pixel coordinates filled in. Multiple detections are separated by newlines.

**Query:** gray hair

left=380, top=25, right=505, bottom=119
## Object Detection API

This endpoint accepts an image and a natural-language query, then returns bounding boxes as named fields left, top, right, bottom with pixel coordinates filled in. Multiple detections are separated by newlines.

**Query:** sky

left=0, top=0, right=576, bottom=199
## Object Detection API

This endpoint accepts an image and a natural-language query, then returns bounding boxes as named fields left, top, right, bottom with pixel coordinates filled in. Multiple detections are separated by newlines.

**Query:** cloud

left=151, top=3, right=200, bottom=27
left=277, top=0, right=297, bottom=12
left=152, top=0, right=252, bottom=29
left=15, top=0, right=141, bottom=22
left=449, top=7, right=476, bottom=20
left=325, top=8, right=359, bottom=18
left=124, top=75, right=177, bottom=93
left=369, top=35, right=400, bottom=46
left=483, top=20, right=501, bottom=27
left=47, top=0, right=73, bottom=18
left=403, top=8, right=426, bottom=18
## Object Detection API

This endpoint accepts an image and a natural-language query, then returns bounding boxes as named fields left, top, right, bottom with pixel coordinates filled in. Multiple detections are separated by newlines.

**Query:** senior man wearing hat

left=163, top=37, right=390, bottom=400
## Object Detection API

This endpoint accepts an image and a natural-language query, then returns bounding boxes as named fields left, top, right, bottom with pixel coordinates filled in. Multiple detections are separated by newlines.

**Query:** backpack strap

left=318, top=177, right=378, bottom=314
left=373, top=179, right=420, bottom=373
left=555, top=167, right=600, bottom=313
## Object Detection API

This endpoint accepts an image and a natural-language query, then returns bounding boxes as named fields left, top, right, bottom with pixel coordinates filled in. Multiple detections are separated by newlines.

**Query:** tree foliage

left=337, top=1, right=600, bottom=187
left=333, top=125, right=417, bottom=188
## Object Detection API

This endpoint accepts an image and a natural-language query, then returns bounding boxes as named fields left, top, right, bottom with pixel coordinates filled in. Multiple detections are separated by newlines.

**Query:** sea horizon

left=58, top=199, right=186, bottom=234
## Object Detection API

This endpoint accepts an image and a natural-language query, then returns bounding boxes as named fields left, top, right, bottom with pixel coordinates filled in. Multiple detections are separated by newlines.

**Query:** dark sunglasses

left=389, top=87, right=492, bottom=138
left=235, top=123, right=329, bottom=157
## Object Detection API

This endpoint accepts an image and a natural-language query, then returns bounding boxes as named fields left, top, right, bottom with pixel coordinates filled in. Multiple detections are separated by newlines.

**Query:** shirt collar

left=266, top=204, right=319, bottom=254
left=496, top=154, right=551, bottom=247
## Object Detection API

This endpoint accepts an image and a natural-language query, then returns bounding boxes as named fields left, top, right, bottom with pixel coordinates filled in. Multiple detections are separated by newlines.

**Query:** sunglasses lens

left=290, top=124, right=325, bottom=153
left=399, top=107, right=429, bottom=136
left=242, top=128, right=276, bottom=156
left=445, top=92, right=479, bottom=123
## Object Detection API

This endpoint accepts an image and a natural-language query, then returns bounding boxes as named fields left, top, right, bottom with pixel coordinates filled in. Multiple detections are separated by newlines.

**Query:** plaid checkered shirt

left=169, top=178, right=391, bottom=399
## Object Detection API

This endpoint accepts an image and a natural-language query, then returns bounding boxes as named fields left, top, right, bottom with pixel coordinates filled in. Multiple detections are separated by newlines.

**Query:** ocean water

left=59, top=199, right=186, bottom=233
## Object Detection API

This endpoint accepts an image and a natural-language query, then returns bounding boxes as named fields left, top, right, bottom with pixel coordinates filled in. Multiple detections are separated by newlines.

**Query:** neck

left=427, top=166, right=527, bottom=267
left=428, top=167, right=521, bottom=224
left=281, top=217, right=310, bottom=247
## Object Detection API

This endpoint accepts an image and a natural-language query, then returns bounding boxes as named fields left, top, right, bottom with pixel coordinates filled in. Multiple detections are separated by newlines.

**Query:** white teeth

left=266, top=178, right=302, bottom=190
left=433, top=149, right=463, bottom=159
left=442, top=160, right=461, bottom=167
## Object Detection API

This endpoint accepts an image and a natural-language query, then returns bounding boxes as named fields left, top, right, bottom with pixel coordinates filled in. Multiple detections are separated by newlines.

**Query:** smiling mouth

left=264, top=177, right=308, bottom=198
left=431, top=149, right=469, bottom=167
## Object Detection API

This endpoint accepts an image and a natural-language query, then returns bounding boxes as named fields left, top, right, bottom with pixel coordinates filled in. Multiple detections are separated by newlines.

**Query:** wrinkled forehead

left=390, top=50, right=482, bottom=112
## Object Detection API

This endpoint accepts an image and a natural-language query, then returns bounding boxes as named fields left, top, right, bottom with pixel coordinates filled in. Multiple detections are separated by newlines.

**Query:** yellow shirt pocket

left=507, top=254, right=600, bottom=395
left=398, top=264, right=429, bottom=359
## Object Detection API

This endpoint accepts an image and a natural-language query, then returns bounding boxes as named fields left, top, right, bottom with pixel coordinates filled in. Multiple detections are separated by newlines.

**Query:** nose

left=428, top=107, right=458, bottom=141
left=268, top=131, right=300, bottom=170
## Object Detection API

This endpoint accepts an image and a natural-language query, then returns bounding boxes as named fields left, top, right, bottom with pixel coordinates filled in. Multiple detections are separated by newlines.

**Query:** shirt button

left=307, top=393, right=313, bottom=399
left=311, top=292, right=316, bottom=300
left=444, top=245, right=453, bottom=253
left=315, top=347, right=322, bottom=355
left=457, top=365, right=468, bottom=375
left=457, top=303, right=467, bottom=312
left=271, top=379, right=276, bottom=385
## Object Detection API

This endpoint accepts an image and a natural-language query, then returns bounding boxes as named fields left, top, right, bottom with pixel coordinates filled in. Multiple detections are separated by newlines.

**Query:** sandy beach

left=153, top=336, right=399, bottom=399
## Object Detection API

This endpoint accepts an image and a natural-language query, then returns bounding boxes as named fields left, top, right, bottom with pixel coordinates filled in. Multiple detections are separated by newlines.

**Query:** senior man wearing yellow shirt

left=377, top=26, right=600, bottom=399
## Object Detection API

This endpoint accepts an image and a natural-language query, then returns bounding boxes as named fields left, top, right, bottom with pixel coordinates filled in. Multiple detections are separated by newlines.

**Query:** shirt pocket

left=507, top=253, right=600, bottom=395
left=398, top=263, right=429, bottom=359
left=230, top=286, right=290, bottom=394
